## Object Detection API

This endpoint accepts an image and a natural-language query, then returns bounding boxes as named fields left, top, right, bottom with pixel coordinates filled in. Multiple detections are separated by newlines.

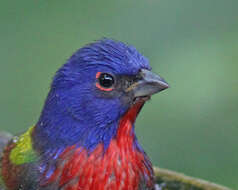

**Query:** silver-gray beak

left=132, top=69, right=169, bottom=98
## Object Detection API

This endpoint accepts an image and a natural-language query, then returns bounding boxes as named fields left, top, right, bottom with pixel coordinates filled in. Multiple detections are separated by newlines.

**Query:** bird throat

left=39, top=100, right=154, bottom=190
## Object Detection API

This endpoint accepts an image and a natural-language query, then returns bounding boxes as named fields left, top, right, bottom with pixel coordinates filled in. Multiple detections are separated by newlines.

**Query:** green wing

left=0, top=127, right=38, bottom=190
left=9, top=127, right=38, bottom=165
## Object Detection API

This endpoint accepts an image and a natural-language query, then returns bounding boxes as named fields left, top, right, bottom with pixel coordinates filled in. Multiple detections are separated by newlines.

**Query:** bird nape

left=0, top=39, right=169, bottom=190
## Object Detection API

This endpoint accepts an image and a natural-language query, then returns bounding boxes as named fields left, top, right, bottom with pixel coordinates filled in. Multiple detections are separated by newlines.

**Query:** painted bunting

left=0, top=39, right=169, bottom=190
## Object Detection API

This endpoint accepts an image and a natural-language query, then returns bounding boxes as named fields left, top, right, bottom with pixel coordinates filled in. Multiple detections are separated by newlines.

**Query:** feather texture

left=0, top=39, right=167, bottom=190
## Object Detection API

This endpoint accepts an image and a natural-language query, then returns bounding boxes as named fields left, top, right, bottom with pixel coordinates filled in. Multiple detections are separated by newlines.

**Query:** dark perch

left=154, top=167, right=232, bottom=190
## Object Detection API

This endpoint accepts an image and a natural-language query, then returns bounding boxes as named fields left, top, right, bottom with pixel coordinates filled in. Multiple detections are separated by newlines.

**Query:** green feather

left=9, top=127, right=38, bottom=165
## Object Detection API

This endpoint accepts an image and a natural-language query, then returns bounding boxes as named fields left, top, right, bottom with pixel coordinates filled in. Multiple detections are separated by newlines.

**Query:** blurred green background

left=0, top=0, right=237, bottom=189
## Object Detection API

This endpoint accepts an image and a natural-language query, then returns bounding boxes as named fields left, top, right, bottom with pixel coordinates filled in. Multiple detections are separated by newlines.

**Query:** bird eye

left=96, top=72, right=115, bottom=91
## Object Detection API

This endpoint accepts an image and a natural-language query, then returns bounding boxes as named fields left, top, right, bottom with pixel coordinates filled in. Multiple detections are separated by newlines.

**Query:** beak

left=131, top=69, right=169, bottom=98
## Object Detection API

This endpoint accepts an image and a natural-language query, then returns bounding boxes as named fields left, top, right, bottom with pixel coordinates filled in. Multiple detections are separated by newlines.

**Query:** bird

left=0, top=39, right=169, bottom=190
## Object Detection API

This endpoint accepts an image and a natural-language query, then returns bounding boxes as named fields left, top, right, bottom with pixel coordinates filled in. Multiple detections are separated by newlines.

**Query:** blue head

left=33, top=39, right=168, bottom=153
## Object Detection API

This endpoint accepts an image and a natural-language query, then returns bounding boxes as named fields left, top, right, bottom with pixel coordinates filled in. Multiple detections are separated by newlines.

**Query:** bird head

left=34, top=39, right=168, bottom=151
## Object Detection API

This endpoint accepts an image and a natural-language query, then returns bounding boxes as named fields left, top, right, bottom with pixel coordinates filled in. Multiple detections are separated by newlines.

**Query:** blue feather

left=33, top=38, right=151, bottom=153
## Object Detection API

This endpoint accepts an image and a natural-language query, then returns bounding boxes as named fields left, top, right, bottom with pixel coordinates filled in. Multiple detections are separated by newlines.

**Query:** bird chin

left=132, top=96, right=151, bottom=105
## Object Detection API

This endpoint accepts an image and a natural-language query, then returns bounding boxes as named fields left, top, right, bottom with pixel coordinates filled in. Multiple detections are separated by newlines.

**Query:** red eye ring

left=96, top=83, right=113, bottom=91
left=96, top=72, right=114, bottom=91
left=96, top=72, right=102, bottom=79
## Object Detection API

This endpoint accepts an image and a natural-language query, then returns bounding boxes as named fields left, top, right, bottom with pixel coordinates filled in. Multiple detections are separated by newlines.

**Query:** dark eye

left=97, top=73, right=115, bottom=89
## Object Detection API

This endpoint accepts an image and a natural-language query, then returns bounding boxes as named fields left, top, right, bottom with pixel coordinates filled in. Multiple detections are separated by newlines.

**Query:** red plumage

left=42, top=101, right=154, bottom=190
left=1, top=39, right=169, bottom=190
